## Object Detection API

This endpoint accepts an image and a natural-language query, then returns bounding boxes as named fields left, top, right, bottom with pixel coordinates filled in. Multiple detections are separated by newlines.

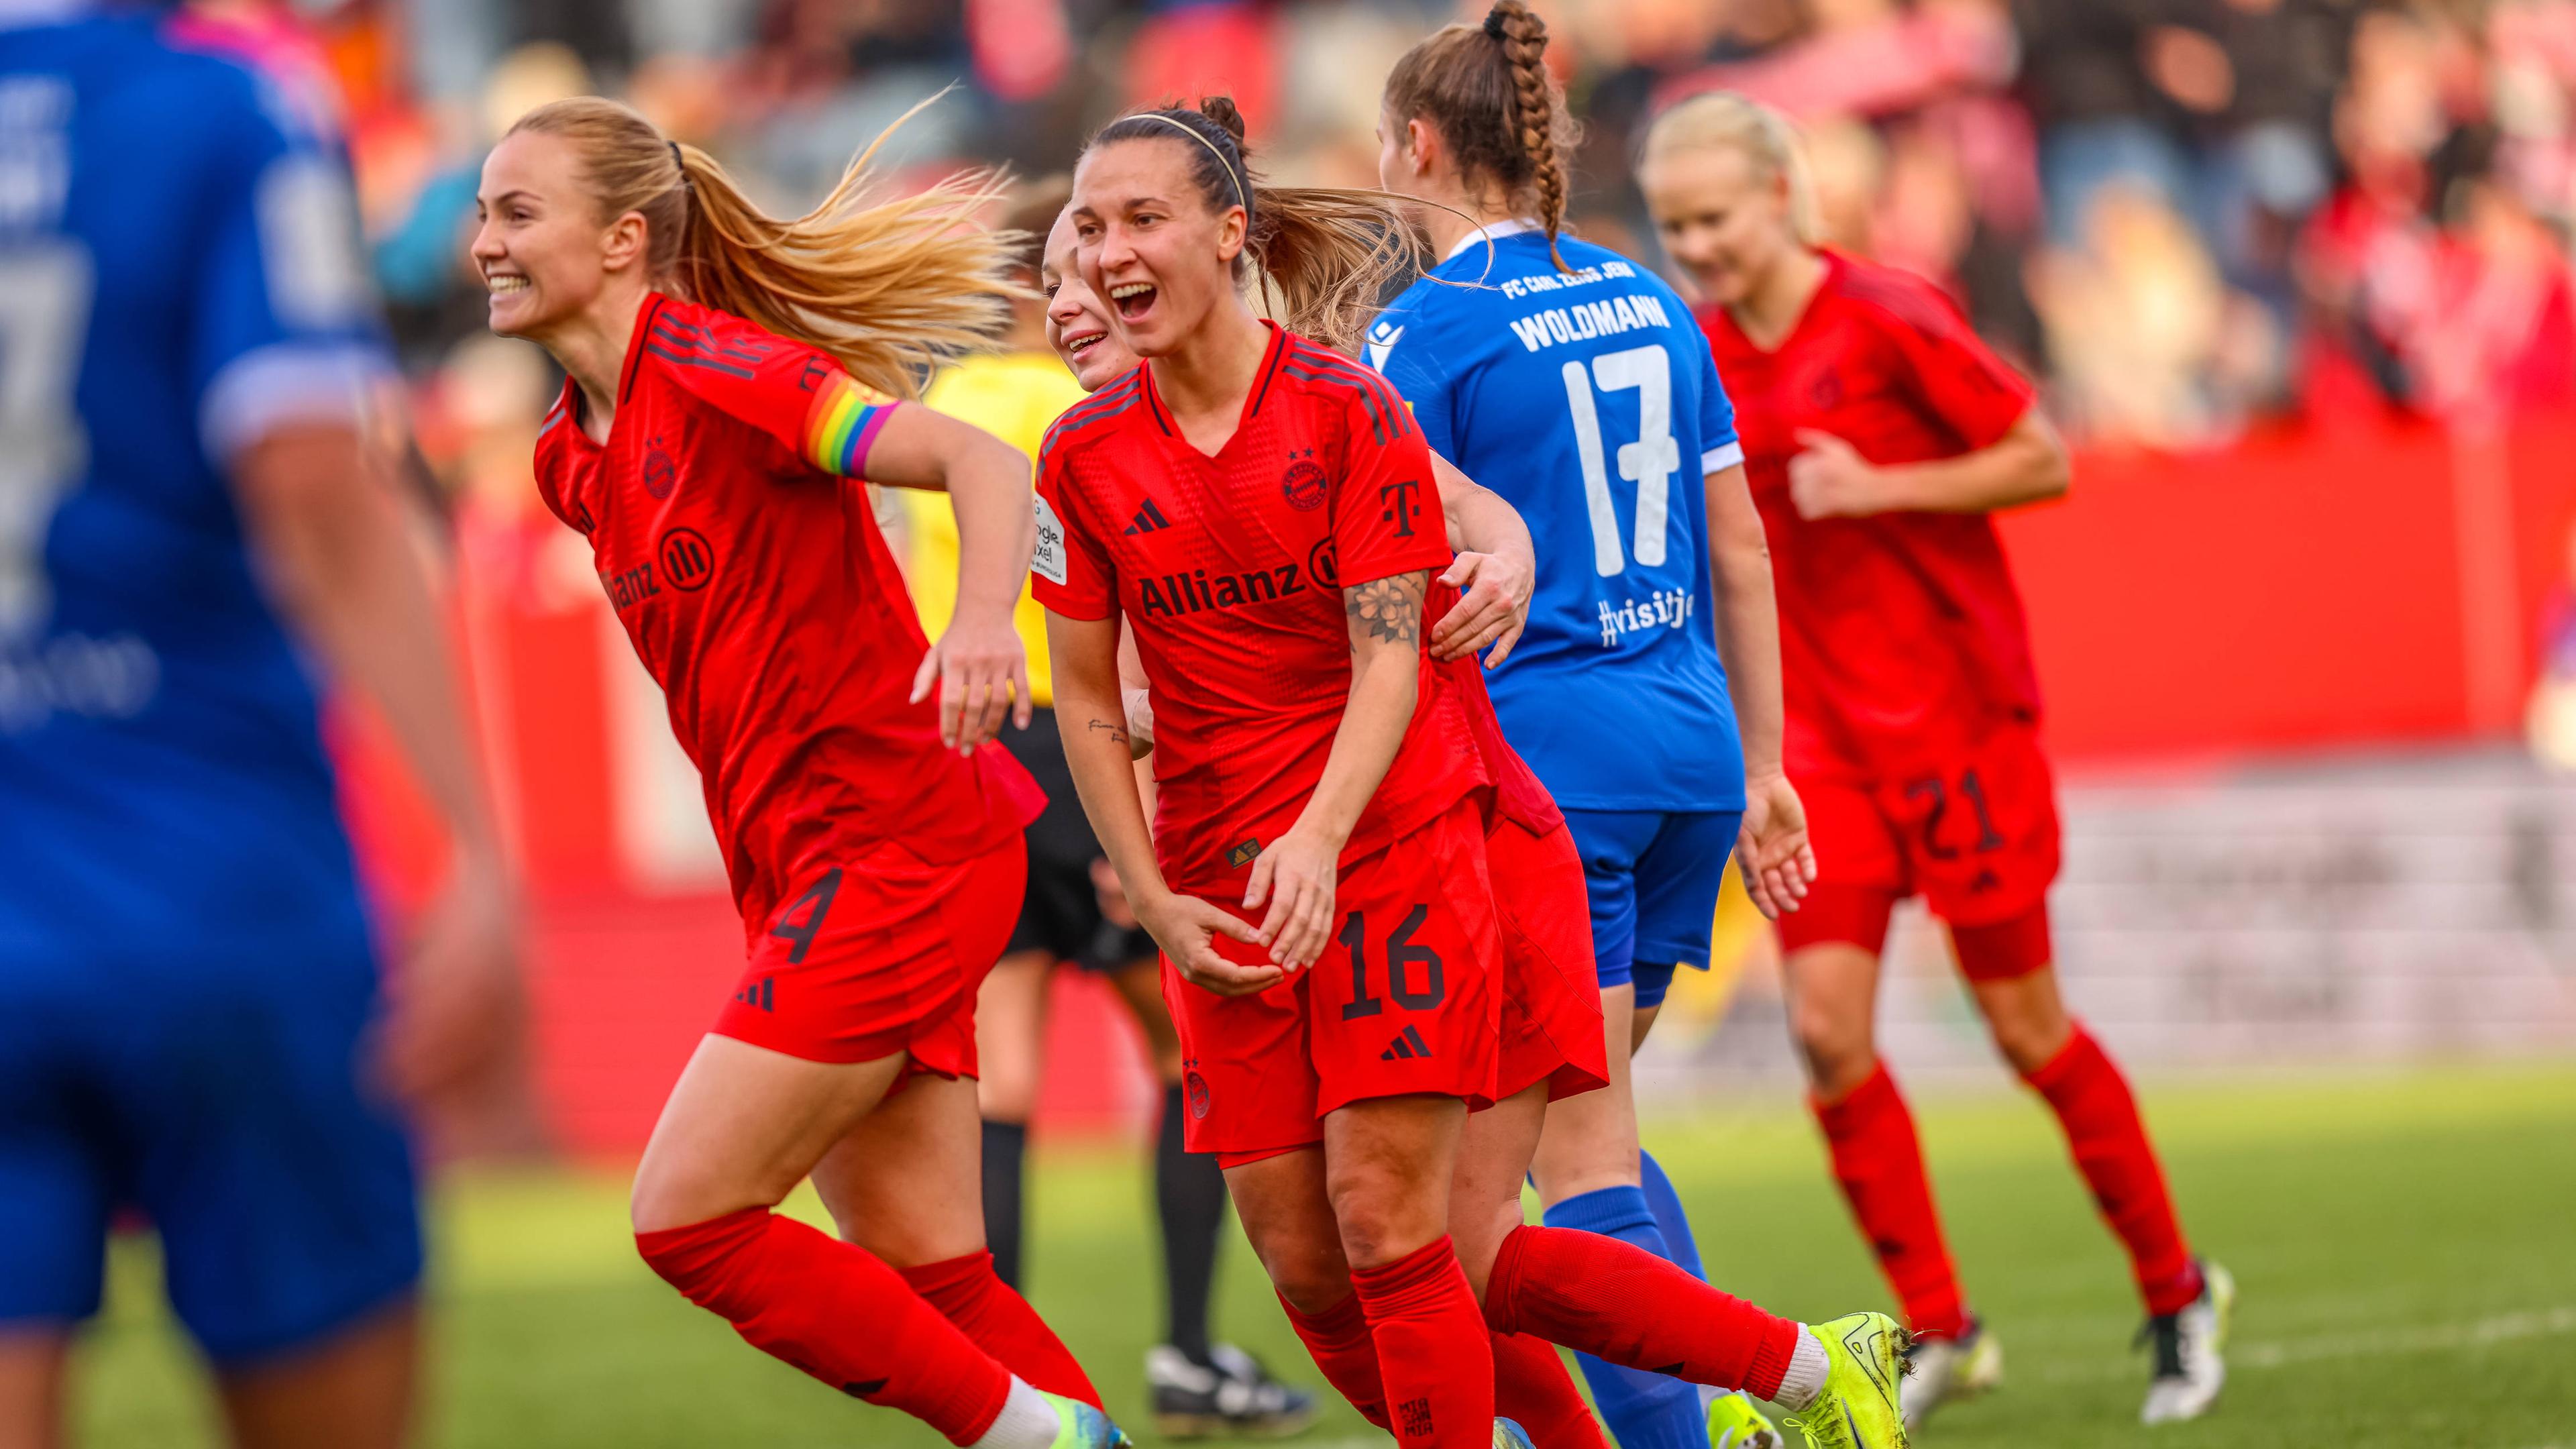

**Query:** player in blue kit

left=1370, top=7, right=1823, bottom=1447
left=0, top=7, right=515, bottom=1444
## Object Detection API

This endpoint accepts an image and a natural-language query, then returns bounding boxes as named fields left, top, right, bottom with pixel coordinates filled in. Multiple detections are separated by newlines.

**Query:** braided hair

left=1383, top=0, right=1580, bottom=273
left=1081, top=99, right=1433, bottom=356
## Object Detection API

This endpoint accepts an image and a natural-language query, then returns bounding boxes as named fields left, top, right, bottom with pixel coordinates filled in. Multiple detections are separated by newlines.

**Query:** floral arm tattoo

left=1344, top=570, right=1427, bottom=651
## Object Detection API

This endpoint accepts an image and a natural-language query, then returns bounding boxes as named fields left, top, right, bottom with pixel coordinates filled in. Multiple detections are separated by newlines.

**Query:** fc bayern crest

left=642, top=443, right=678, bottom=500
left=1280, top=458, right=1328, bottom=511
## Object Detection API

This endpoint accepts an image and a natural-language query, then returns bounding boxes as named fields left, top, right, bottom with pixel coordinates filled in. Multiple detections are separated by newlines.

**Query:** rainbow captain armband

left=803, top=370, right=900, bottom=478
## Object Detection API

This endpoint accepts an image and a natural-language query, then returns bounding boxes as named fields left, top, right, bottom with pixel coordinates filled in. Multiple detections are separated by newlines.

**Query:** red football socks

left=1351, top=1236, right=1495, bottom=1448
left=899, top=1250, right=1102, bottom=1408
left=1277, top=1289, right=1391, bottom=1429
left=2024, top=1026, right=2202, bottom=1316
left=1281, top=1291, right=1607, bottom=1447
left=635, top=1208, right=1010, bottom=1445
left=1490, top=1331, right=1609, bottom=1449
left=1813, top=1061, right=1972, bottom=1340
left=1483, top=1224, right=1802, bottom=1400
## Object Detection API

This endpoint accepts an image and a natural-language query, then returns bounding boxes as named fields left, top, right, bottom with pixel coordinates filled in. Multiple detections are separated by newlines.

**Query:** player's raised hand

left=914, top=612, right=1032, bottom=753
left=1142, top=891, right=1277, bottom=996
left=1432, top=550, right=1534, bottom=666
left=1736, top=770, right=1818, bottom=920
left=374, top=846, right=523, bottom=1104
left=1244, top=828, right=1338, bottom=970
left=1788, top=430, right=1885, bottom=520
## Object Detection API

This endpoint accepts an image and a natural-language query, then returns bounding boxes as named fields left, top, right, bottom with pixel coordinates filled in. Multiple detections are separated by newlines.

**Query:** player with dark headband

left=894, top=176, right=1316, bottom=1440
left=1038, top=99, right=1911, bottom=1449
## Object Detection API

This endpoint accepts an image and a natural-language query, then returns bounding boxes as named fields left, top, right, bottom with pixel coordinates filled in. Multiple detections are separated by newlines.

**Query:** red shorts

left=1488, top=818, right=1609, bottom=1104
left=1776, top=725, right=2060, bottom=980
left=714, top=836, right=1028, bottom=1075
left=1164, top=798, right=1503, bottom=1167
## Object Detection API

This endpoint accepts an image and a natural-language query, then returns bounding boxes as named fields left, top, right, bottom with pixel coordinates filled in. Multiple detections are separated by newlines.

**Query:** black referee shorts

left=1003, top=707, right=1157, bottom=971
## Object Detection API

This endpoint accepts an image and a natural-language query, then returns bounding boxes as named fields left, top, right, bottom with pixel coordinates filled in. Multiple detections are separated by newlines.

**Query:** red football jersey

left=1698, top=252, right=2043, bottom=780
left=1430, top=579, right=1563, bottom=836
left=1033, top=323, right=1485, bottom=889
left=533, top=294, right=1042, bottom=920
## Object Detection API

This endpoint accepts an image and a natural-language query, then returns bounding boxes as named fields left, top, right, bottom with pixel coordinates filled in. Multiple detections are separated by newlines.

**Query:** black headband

left=669, top=140, right=689, bottom=189
left=1483, top=8, right=1507, bottom=38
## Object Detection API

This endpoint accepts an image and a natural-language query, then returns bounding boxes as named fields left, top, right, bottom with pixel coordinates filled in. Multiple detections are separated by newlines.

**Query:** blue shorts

left=1560, top=808, right=1741, bottom=1010
left=0, top=918, right=422, bottom=1366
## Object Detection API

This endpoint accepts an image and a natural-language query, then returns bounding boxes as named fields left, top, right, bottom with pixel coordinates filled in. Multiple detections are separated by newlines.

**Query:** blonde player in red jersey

left=1640, top=93, right=2232, bottom=1430
left=473, top=98, right=1132, bottom=1448
left=1036, top=105, right=1911, bottom=1449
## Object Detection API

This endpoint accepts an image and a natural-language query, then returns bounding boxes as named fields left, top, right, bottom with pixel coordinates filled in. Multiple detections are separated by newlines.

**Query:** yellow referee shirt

left=902, top=352, right=1089, bottom=708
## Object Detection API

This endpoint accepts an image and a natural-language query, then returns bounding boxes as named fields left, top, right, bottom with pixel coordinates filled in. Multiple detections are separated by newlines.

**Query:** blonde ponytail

left=507, top=95, right=1017, bottom=400
left=1640, top=92, right=1821, bottom=248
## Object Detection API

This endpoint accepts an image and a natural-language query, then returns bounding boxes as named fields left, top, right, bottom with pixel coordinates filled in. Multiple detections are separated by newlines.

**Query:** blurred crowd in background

left=170, top=0, right=2576, bottom=761
left=192, top=0, right=2576, bottom=451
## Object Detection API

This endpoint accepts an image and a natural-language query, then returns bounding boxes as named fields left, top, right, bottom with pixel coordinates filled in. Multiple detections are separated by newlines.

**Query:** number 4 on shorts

left=768, top=869, right=844, bottom=964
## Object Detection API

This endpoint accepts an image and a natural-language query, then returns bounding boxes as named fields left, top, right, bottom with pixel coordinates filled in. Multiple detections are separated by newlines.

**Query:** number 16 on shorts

left=1305, top=806, right=1503, bottom=1115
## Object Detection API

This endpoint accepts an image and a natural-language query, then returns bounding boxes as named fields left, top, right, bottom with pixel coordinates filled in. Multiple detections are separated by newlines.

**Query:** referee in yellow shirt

left=894, top=181, right=1313, bottom=1440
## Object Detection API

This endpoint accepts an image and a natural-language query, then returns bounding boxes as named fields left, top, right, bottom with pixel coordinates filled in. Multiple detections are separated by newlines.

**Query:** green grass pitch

left=75, top=1063, right=2576, bottom=1448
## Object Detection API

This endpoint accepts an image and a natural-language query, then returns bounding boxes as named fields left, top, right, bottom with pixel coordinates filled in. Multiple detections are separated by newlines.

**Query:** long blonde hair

left=1640, top=91, right=1821, bottom=247
left=507, top=96, right=1016, bottom=400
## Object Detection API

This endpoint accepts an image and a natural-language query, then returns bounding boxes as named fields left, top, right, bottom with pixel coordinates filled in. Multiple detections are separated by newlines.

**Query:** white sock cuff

left=1776, top=1327, right=1831, bottom=1411
left=969, top=1376, right=1058, bottom=1449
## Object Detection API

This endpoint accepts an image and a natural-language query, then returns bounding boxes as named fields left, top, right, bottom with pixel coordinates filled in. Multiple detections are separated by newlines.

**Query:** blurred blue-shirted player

left=0, top=5, right=513, bottom=1443
left=1371, top=9, right=1818, bottom=1448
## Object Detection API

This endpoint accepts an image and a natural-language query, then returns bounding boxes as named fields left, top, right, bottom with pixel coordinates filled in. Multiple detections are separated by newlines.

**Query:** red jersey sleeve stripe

left=1287, top=345, right=1416, bottom=439
left=1040, top=378, right=1145, bottom=458
left=1280, top=362, right=1395, bottom=445
left=649, top=321, right=770, bottom=369
left=1053, top=372, right=1142, bottom=431
left=643, top=339, right=758, bottom=380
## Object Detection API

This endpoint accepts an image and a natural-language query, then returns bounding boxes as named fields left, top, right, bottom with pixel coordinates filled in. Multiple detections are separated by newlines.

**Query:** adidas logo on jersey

left=1125, top=496, right=1173, bottom=535
left=733, top=977, right=774, bottom=1012
left=1379, top=1025, right=1433, bottom=1061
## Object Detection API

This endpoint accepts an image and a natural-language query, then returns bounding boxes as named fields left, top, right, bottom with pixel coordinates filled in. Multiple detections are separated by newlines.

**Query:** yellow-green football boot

left=1782, top=1313, right=1911, bottom=1449
left=1707, top=1388, right=1780, bottom=1448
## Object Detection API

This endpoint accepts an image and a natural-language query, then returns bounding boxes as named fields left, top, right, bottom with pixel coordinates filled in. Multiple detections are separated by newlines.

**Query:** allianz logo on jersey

left=1507, top=292, right=1676, bottom=354
left=1136, top=557, right=1313, bottom=621
left=1596, top=586, right=1694, bottom=649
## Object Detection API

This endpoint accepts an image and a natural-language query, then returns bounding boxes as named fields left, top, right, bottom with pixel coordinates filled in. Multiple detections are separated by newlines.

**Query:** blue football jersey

left=1372, top=225, right=1747, bottom=812
left=0, top=9, right=388, bottom=963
